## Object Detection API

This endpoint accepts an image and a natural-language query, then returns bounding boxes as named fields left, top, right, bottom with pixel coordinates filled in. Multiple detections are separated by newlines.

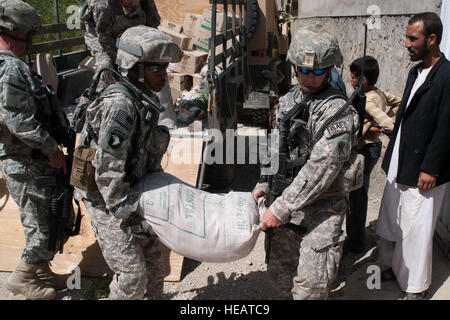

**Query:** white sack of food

left=134, top=172, right=262, bottom=263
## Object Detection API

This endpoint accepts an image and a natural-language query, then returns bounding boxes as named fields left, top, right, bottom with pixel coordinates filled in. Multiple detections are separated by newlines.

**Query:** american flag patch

left=114, top=110, right=133, bottom=131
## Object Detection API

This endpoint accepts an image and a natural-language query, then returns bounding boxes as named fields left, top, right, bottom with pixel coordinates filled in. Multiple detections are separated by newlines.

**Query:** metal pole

left=222, top=1, right=227, bottom=71
left=53, top=0, right=62, bottom=56
left=80, top=0, right=87, bottom=51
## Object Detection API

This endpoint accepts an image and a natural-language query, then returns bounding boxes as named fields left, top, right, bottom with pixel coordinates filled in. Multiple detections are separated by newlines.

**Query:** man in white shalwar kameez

left=376, top=12, right=450, bottom=300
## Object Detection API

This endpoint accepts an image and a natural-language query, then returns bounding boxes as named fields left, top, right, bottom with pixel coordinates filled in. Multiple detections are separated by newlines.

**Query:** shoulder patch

left=326, top=121, right=347, bottom=138
left=108, top=128, right=126, bottom=149
left=113, top=109, right=133, bottom=131
left=5, top=74, right=27, bottom=92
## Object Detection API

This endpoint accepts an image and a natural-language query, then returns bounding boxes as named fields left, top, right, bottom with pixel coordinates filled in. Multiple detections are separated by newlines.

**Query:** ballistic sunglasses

left=145, top=63, right=169, bottom=73
left=297, top=66, right=327, bottom=76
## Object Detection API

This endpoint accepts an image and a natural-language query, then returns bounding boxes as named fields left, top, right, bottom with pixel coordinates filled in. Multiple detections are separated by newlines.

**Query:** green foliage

left=84, top=275, right=112, bottom=300
left=24, top=0, right=84, bottom=54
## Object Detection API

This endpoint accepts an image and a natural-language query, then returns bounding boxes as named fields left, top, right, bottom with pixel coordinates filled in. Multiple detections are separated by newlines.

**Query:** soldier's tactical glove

left=121, top=213, right=156, bottom=240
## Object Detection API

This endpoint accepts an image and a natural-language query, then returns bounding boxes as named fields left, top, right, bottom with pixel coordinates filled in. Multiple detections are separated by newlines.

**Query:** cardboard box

left=193, top=9, right=235, bottom=52
left=200, top=8, right=227, bottom=32
left=159, top=27, right=191, bottom=51
left=183, top=13, right=202, bottom=38
left=192, top=26, right=210, bottom=52
left=173, top=50, right=208, bottom=75
left=168, top=72, right=193, bottom=92
left=170, top=87, right=182, bottom=101
left=192, top=73, right=204, bottom=88
left=162, top=20, right=183, bottom=34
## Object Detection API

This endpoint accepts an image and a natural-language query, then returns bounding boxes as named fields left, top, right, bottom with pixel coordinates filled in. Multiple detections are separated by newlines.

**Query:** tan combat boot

left=36, top=263, right=68, bottom=290
left=6, top=260, right=57, bottom=300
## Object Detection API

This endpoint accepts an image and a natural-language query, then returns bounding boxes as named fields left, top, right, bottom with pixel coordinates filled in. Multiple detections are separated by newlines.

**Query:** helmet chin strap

left=0, top=28, right=30, bottom=43
left=138, top=62, right=145, bottom=83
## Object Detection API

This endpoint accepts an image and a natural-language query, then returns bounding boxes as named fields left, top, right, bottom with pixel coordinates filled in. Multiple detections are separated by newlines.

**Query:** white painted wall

left=298, top=0, right=442, bottom=18
left=440, top=0, right=450, bottom=57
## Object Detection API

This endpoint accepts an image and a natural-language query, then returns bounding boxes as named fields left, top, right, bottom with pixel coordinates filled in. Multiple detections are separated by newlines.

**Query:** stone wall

left=291, top=1, right=442, bottom=97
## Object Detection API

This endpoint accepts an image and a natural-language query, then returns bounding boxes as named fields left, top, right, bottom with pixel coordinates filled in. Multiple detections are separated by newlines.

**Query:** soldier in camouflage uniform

left=74, top=26, right=182, bottom=300
left=80, top=0, right=177, bottom=128
left=81, top=0, right=160, bottom=86
left=0, top=0, right=67, bottom=300
left=252, top=25, right=361, bottom=300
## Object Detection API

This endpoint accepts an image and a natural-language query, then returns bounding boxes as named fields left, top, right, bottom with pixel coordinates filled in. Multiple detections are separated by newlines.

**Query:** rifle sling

left=85, top=82, right=140, bottom=145
left=311, top=89, right=359, bottom=146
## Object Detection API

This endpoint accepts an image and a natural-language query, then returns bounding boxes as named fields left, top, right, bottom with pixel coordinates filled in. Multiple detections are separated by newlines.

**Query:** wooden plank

left=161, top=135, right=204, bottom=187
left=154, top=0, right=225, bottom=25
left=35, top=23, right=85, bottom=35
left=0, top=135, right=204, bottom=281
left=159, top=135, right=204, bottom=281
left=160, top=245, right=184, bottom=282
left=28, top=37, right=85, bottom=54
left=0, top=177, right=111, bottom=277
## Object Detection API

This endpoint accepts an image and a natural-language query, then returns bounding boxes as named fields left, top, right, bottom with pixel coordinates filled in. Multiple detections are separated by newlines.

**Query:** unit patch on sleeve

left=326, top=121, right=347, bottom=138
left=108, top=128, right=126, bottom=149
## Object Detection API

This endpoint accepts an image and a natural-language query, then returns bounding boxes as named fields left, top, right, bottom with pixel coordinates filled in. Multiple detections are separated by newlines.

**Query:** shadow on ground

left=178, top=271, right=279, bottom=300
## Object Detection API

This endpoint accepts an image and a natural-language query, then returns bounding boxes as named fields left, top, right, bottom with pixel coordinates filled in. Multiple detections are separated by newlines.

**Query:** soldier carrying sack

left=252, top=25, right=364, bottom=299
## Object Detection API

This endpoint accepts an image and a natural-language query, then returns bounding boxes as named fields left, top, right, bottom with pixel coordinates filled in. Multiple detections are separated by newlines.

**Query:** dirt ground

left=0, top=134, right=448, bottom=300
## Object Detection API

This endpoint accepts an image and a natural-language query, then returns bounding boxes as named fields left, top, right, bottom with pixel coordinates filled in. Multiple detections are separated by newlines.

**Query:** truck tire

left=245, top=0, right=259, bottom=40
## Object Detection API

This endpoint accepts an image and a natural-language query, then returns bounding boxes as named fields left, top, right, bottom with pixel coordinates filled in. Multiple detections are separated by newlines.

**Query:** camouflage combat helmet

left=116, top=26, right=183, bottom=71
left=0, top=0, right=41, bottom=34
left=287, top=25, right=343, bottom=69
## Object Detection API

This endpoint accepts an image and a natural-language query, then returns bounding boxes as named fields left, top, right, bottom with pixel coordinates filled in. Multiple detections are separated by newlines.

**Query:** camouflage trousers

left=267, top=195, right=347, bottom=300
left=83, top=195, right=163, bottom=300
left=0, top=155, right=58, bottom=266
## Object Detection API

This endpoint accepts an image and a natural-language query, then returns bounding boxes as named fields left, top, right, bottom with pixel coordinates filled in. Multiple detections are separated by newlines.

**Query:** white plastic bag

left=134, top=172, right=261, bottom=263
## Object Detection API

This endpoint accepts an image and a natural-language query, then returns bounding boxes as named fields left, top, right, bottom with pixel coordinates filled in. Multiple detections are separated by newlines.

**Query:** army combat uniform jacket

left=74, top=85, right=169, bottom=299
left=258, top=84, right=360, bottom=225
left=81, top=0, right=160, bottom=73
left=0, top=50, right=58, bottom=157
left=75, top=87, right=169, bottom=219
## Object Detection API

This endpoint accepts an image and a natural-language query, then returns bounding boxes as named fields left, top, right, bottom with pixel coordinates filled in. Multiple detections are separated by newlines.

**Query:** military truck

left=206, top=0, right=296, bottom=132
left=25, top=0, right=93, bottom=112
left=201, top=0, right=296, bottom=189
